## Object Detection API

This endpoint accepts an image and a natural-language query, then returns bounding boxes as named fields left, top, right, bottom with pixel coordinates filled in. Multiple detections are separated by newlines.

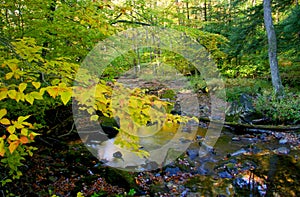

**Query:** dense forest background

left=0, top=0, right=299, bottom=196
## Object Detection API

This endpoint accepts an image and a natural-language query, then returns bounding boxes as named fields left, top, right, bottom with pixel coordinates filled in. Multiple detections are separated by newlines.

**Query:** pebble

left=279, top=138, right=288, bottom=144
left=274, top=132, right=284, bottom=139
left=232, top=137, right=241, bottom=141
left=275, top=147, right=290, bottom=155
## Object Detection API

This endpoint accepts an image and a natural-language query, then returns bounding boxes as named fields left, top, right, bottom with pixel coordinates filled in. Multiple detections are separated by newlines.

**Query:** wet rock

left=234, top=177, right=249, bottom=189
left=232, top=137, right=241, bottom=141
left=180, top=188, right=190, bottom=197
left=275, top=147, right=290, bottom=155
left=239, top=94, right=255, bottom=112
left=196, top=165, right=209, bottom=175
left=180, top=138, right=192, bottom=143
left=226, top=94, right=263, bottom=124
left=196, top=135, right=203, bottom=141
left=230, top=148, right=247, bottom=157
left=198, top=141, right=215, bottom=156
left=141, top=161, right=159, bottom=171
left=187, top=149, right=199, bottom=160
left=218, top=171, right=233, bottom=179
left=258, top=133, right=267, bottom=141
left=279, top=138, right=288, bottom=144
left=165, top=167, right=181, bottom=176
left=274, top=132, right=284, bottom=139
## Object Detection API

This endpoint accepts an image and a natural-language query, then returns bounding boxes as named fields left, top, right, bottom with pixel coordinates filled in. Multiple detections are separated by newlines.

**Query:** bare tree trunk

left=263, top=0, right=284, bottom=97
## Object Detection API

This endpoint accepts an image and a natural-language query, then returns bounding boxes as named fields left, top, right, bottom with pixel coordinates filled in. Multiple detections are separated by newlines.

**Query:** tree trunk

left=204, top=0, right=207, bottom=21
left=263, top=0, right=284, bottom=97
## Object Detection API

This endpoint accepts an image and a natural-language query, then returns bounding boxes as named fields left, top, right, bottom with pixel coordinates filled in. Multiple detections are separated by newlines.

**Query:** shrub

left=254, top=92, right=300, bottom=124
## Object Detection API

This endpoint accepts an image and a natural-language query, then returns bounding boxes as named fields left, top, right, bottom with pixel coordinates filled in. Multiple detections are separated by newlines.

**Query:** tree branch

left=110, top=20, right=151, bottom=26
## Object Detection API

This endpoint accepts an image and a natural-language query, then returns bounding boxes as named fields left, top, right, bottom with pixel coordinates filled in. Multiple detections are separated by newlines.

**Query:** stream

left=83, top=124, right=300, bottom=197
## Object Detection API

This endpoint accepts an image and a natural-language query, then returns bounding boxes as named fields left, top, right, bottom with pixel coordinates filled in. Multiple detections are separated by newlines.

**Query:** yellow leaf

left=17, top=115, right=31, bottom=123
left=87, top=107, right=94, bottom=114
left=0, top=89, right=8, bottom=100
left=90, top=115, right=99, bottom=121
left=7, top=125, right=16, bottom=134
left=0, top=139, right=5, bottom=157
left=39, top=87, right=47, bottom=94
left=46, top=87, right=59, bottom=98
left=29, top=132, right=40, bottom=140
left=22, top=121, right=33, bottom=127
left=60, top=91, right=72, bottom=105
left=58, top=82, right=67, bottom=88
left=7, top=90, right=17, bottom=100
left=25, top=94, right=34, bottom=105
left=0, top=118, right=10, bottom=125
left=30, top=92, right=43, bottom=100
left=95, top=84, right=109, bottom=95
left=8, top=134, right=19, bottom=141
left=21, top=92, right=26, bottom=101
left=5, top=72, right=14, bottom=80
left=21, top=128, right=28, bottom=136
left=15, top=92, right=22, bottom=102
left=32, top=82, right=41, bottom=89
left=7, top=63, right=18, bottom=71
left=0, top=109, right=7, bottom=119
left=14, top=122, right=24, bottom=129
left=9, top=141, right=20, bottom=154
left=18, top=83, right=27, bottom=93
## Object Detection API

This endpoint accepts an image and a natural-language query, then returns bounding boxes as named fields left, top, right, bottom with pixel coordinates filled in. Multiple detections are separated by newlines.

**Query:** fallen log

left=198, top=117, right=300, bottom=132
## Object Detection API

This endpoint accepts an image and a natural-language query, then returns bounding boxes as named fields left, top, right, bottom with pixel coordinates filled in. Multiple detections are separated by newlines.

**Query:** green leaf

left=51, top=79, right=60, bottom=85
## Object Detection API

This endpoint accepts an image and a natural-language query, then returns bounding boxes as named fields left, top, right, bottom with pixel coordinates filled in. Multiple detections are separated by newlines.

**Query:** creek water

left=85, top=124, right=300, bottom=196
